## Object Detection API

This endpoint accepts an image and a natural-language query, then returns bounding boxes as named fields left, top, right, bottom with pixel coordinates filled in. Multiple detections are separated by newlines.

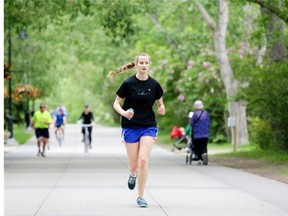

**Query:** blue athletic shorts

left=121, top=127, right=158, bottom=143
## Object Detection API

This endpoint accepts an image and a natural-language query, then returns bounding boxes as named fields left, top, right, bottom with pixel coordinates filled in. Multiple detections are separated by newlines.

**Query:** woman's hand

left=122, top=109, right=134, bottom=119
left=156, top=98, right=165, bottom=115
left=114, top=96, right=134, bottom=119
left=157, top=105, right=165, bottom=115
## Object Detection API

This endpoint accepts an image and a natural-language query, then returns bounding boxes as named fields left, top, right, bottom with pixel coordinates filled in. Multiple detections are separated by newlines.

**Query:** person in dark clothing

left=78, top=105, right=94, bottom=148
left=190, top=100, right=210, bottom=165
left=25, top=111, right=31, bottom=129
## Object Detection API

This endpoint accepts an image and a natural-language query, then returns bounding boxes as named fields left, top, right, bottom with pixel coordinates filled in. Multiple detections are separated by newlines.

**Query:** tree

left=248, top=0, right=288, bottom=24
left=261, top=7, right=287, bottom=62
left=194, top=0, right=249, bottom=145
left=240, top=0, right=288, bottom=150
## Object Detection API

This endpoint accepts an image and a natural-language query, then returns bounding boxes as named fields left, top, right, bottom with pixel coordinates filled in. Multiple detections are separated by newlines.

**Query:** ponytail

left=107, top=53, right=151, bottom=79
left=107, top=62, right=135, bottom=79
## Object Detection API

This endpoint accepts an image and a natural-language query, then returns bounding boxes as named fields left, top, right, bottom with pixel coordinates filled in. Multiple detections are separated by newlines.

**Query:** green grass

left=283, top=168, right=288, bottom=175
left=157, top=133, right=174, bottom=145
left=157, top=132, right=232, bottom=152
left=13, top=124, right=34, bottom=145
left=213, top=145, right=288, bottom=164
left=157, top=131, right=288, bottom=164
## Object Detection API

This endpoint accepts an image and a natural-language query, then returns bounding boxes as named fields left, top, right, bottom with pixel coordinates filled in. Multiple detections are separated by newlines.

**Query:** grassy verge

left=212, top=145, right=288, bottom=164
left=211, top=145, right=288, bottom=182
left=158, top=131, right=288, bottom=183
left=157, top=132, right=232, bottom=152
left=13, top=124, right=34, bottom=145
left=157, top=131, right=288, bottom=164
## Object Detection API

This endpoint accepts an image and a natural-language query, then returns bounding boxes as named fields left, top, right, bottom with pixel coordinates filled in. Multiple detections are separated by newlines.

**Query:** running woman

left=109, top=53, right=166, bottom=208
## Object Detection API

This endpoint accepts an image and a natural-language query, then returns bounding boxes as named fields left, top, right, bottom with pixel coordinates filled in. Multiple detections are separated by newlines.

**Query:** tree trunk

left=230, top=100, right=249, bottom=145
left=214, top=28, right=249, bottom=145
left=196, top=0, right=249, bottom=145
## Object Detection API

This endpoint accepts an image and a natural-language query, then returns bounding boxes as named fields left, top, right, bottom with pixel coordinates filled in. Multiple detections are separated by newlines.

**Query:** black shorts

left=55, top=124, right=64, bottom=128
left=35, top=128, right=49, bottom=139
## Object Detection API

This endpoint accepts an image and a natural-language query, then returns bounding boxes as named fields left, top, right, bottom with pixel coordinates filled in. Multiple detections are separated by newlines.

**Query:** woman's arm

left=156, top=97, right=165, bottom=115
left=113, top=96, right=134, bottom=119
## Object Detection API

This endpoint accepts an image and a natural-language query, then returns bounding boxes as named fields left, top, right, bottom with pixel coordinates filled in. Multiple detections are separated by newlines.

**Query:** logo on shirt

left=137, top=88, right=151, bottom=96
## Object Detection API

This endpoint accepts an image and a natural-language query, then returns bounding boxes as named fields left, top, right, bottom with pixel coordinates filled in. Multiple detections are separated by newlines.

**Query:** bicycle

left=81, top=123, right=93, bottom=153
left=56, top=128, right=63, bottom=146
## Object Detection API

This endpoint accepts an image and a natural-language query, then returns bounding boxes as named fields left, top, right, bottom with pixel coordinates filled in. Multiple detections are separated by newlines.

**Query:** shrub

left=248, top=117, right=274, bottom=150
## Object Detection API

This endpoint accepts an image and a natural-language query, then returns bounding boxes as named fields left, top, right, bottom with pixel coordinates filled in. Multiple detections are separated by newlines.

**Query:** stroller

left=170, top=125, right=190, bottom=151
left=169, top=125, right=202, bottom=165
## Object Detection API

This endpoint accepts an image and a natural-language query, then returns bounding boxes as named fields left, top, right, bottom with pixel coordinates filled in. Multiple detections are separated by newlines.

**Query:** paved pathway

left=4, top=124, right=288, bottom=216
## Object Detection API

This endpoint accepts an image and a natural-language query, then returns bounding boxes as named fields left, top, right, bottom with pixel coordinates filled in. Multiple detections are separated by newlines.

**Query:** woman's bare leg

left=137, top=136, right=155, bottom=197
left=125, top=142, right=139, bottom=176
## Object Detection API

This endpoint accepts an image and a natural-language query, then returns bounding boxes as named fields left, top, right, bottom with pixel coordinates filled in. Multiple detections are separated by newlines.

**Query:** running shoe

left=41, top=152, right=46, bottom=158
left=128, top=174, right=137, bottom=190
left=136, top=197, right=148, bottom=208
left=37, top=151, right=41, bottom=157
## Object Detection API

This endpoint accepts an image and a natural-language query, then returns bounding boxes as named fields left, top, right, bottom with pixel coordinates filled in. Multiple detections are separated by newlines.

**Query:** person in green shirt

left=31, top=103, right=53, bottom=157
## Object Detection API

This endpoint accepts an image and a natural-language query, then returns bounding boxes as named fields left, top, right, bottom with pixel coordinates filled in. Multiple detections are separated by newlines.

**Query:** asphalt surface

left=4, top=124, right=288, bottom=216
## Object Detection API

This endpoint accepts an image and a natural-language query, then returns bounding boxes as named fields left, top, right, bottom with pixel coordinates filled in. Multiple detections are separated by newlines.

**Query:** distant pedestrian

left=78, top=105, right=94, bottom=148
left=31, top=103, right=53, bottom=157
left=109, top=53, right=165, bottom=208
left=25, top=110, right=31, bottom=129
left=190, top=100, right=210, bottom=165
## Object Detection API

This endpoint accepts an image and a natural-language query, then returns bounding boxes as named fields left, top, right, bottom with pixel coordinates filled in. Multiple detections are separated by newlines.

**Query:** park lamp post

left=6, top=29, right=28, bottom=141
left=7, top=29, right=13, bottom=139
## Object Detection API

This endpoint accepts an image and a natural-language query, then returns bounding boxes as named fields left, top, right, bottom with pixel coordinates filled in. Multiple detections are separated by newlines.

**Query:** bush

left=248, top=117, right=274, bottom=150
left=239, top=62, right=288, bottom=150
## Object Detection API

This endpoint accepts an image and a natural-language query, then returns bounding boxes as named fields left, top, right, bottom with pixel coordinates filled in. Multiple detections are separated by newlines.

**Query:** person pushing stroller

left=190, top=100, right=210, bottom=165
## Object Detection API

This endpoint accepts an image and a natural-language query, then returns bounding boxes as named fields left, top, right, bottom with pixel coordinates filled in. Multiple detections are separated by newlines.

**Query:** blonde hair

left=107, top=53, right=151, bottom=79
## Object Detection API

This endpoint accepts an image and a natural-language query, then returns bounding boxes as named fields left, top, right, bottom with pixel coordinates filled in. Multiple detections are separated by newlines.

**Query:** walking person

left=25, top=110, right=31, bottom=130
left=78, top=105, right=94, bottom=148
left=190, top=100, right=210, bottom=165
left=31, top=103, right=53, bottom=157
left=109, top=53, right=166, bottom=208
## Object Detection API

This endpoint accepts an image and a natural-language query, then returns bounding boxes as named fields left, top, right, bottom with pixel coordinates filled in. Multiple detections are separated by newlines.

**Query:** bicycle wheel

left=84, top=133, right=89, bottom=153
left=57, top=130, right=62, bottom=146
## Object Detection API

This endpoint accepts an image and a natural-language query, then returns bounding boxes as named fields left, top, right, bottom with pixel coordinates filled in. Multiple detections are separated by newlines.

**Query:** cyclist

left=57, top=104, right=68, bottom=116
left=53, top=108, right=67, bottom=140
left=31, top=103, right=53, bottom=157
left=78, top=105, right=94, bottom=148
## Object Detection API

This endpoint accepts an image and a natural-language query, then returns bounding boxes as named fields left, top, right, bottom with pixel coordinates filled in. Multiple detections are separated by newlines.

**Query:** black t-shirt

left=116, top=75, right=164, bottom=128
left=79, top=112, right=94, bottom=124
